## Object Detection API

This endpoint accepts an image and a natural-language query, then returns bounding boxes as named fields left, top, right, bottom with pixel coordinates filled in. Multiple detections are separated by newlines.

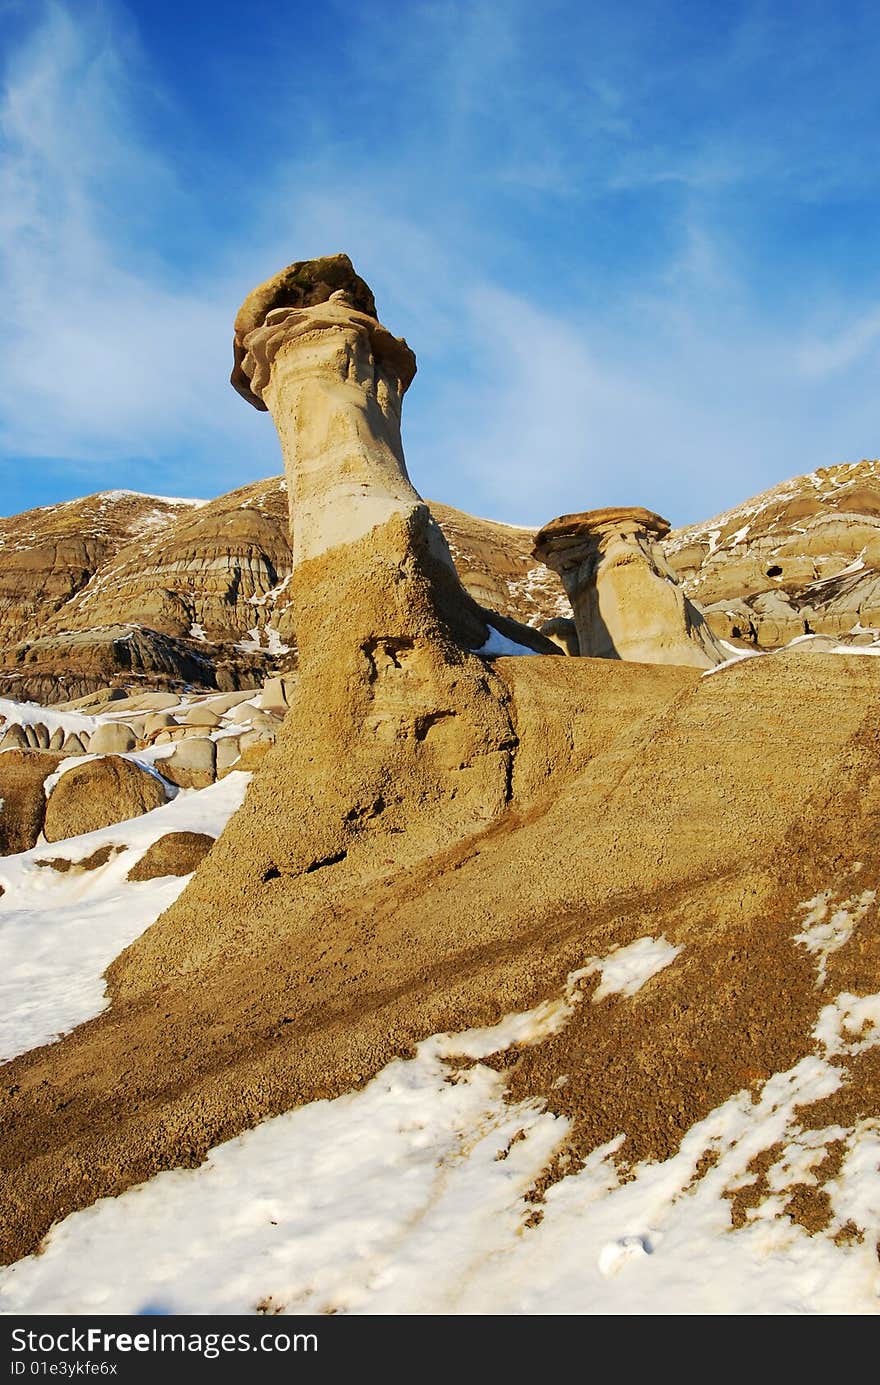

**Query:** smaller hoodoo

left=533, top=506, right=726, bottom=669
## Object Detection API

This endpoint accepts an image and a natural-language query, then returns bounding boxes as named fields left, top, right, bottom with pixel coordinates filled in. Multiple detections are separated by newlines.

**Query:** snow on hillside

left=0, top=774, right=251, bottom=1062
left=666, top=459, right=880, bottom=558
left=96, top=490, right=207, bottom=507
left=0, top=851, right=877, bottom=1314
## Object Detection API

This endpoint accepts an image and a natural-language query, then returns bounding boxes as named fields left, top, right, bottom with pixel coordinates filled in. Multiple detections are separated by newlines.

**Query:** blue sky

left=2, top=0, right=880, bottom=525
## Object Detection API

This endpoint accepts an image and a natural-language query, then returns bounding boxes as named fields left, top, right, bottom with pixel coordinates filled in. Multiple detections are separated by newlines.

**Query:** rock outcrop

left=0, top=686, right=286, bottom=795
left=37, top=479, right=293, bottom=674
left=534, top=507, right=725, bottom=669
left=43, top=757, right=168, bottom=842
left=0, top=491, right=206, bottom=652
left=159, top=738, right=216, bottom=790
left=11, top=627, right=221, bottom=690
left=107, top=256, right=555, bottom=996
left=0, top=750, right=63, bottom=854
left=210, top=259, right=549, bottom=880
left=665, top=459, right=880, bottom=648
left=127, top=832, right=215, bottom=882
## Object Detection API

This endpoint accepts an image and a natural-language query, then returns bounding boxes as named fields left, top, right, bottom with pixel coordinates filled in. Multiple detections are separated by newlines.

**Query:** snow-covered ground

left=0, top=774, right=250, bottom=1062
left=0, top=886, right=877, bottom=1313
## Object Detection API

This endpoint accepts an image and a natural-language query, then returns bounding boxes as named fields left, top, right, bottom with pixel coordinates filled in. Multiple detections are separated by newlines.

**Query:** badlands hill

left=3, top=459, right=880, bottom=708
left=1, top=255, right=879, bottom=1316
left=0, top=482, right=566, bottom=705
left=667, top=458, right=880, bottom=647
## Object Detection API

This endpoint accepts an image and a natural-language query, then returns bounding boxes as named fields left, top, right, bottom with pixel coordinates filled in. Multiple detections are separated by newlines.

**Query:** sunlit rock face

left=534, top=506, right=725, bottom=669
left=665, top=459, right=880, bottom=649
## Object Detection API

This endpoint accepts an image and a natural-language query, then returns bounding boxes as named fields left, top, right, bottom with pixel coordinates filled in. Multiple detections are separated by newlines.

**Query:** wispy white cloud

left=795, top=307, right=880, bottom=379
left=0, top=1, right=274, bottom=482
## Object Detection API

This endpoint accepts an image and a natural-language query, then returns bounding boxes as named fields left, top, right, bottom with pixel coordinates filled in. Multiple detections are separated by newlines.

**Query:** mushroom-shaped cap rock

left=533, top=506, right=671, bottom=562
left=532, top=502, right=724, bottom=668
left=231, top=253, right=380, bottom=408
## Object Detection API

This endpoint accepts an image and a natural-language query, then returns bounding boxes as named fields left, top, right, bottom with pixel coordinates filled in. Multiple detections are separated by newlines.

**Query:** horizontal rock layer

left=4, top=458, right=880, bottom=700
left=666, top=459, right=880, bottom=647
left=0, top=483, right=569, bottom=701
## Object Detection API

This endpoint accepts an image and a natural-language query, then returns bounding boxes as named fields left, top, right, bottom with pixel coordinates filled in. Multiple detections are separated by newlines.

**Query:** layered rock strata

left=665, top=459, right=880, bottom=648
left=0, top=479, right=567, bottom=703
left=0, top=491, right=205, bottom=651
left=5, top=459, right=880, bottom=702
left=534, top=507, right=725, bottom=669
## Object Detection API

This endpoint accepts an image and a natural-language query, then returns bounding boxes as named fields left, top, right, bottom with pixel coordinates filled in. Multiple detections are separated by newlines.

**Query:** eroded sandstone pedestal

left=112, top=255, right=555, bottom=997
left=533, top=506, right=725, bottom=669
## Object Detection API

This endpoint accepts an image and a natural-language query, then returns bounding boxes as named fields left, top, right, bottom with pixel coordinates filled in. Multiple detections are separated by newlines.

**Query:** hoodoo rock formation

left=110, top=254, right=558, bottom=993
left=533, top=506, right=726, bottom=669
left=193, top=253, right=554, bottom=891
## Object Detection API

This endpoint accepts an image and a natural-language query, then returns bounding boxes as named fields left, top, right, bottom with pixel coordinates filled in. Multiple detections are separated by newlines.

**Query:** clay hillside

left=0, top=481, right=568, bottom=706
left=666, top=459, right=880, bottom=648
left=4, top=461, right=880, bottom=709
left=1, top=255, right=879, bottom=1316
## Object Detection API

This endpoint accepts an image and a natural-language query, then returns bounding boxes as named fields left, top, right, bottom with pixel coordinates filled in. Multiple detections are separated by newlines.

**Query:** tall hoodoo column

left=533, top=506, right=725, bottom=669
left=232, top=257, right=461, bottom=613
left=103, top=252, right=558, bottom=1005
left=194, top=253, right=552, bottom=900
left=231, top=255, right=554, bottom=655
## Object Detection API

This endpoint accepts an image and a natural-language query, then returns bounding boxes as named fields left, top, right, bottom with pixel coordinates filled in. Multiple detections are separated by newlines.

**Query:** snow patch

left=248, top=575, right=292, bottom=609
left=0, top=774, right=251, bottom=1063
left=476, top=625, right=541, bottom=658
left=727, top=524, right=751, bottom=547
left=794, top=890, right=876, bottom=986
left=265, top=625, right=289, bottom=657
left=701, top=647, right=765, bottom=677
left=0, top=699, right=100, bottom=737
left=236, top=625, right=290, bottom=656
left=567, top=935, right=682, bottom=1003
left=97, top=490, right=207, bottom=508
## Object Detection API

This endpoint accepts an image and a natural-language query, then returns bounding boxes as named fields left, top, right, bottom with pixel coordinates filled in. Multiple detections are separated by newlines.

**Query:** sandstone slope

left=0, top=489, right=207, bottom=650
